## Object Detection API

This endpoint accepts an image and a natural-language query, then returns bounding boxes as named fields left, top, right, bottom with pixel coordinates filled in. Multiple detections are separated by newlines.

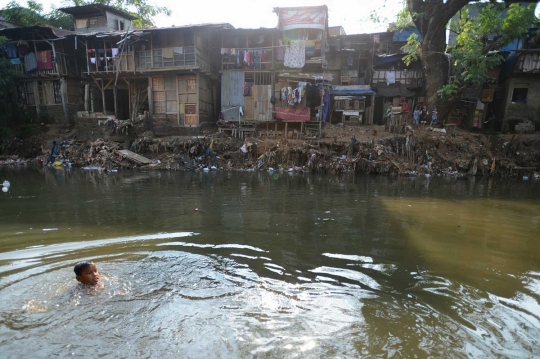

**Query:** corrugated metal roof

left=0, top=25, right=77, bottom=39
left=222, top=27, right=278, bottom=32
left=393, top=28, right=421, bottom=42
left=59, top=4, right=137, bottom=20
left=143, top=23, right=234, bottom=31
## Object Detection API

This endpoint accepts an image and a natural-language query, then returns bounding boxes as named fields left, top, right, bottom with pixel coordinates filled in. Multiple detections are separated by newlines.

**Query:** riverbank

left=1, top=124, right=539, bottom=178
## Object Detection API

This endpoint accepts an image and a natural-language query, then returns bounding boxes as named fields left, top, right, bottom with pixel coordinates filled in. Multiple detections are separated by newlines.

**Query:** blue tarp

left=393, top=28, right=421, bottom=42
left=329, top=89, right=375, bottom=96
left=374, top=54, right=403, bottom=67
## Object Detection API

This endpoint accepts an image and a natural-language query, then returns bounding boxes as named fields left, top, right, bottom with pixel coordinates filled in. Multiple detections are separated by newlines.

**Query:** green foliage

left=2, top=0, right=170, bottom=29
left=438, top=3, right=538, bottom=100
left=2, top=1, right=74, bottom=30
left=0, top=37, right=46, bottom=152
left=401, top=33, right=421, bottom=65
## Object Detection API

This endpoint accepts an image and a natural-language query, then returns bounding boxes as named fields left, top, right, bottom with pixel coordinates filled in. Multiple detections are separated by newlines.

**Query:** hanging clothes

left=111, top=48, right=119, bottom=57
left=37, top=50, right=53, bottom=70
left=386, top=71, right=396, bottom=86
left=284, top=40, right=306, bottom=69
left=18, top=41, right=29, bottom=56
left=244, top=82, right=253, bottom=96
left=5, top=43, right=18, bottom=58
left=322, top=89, right=330, bottom=123
left=24, top=52, right=38, bottom=72
left=277, top=46, right=285, bottom=61
left=347, top=55, right=354, bottom=67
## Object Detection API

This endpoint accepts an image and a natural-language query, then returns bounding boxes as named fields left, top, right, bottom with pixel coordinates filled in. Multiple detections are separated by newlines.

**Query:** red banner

left=275, top=106, right=311, bottom=122
left=279, top=9, right=326, bottom=31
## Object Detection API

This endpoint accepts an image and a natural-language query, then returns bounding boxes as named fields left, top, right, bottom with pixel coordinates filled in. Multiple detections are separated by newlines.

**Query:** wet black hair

left=74, top=262, right=94, bottom=276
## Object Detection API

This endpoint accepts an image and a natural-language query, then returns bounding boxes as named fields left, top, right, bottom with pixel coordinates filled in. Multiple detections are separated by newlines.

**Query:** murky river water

left=0, top=166, right=539, bottom=358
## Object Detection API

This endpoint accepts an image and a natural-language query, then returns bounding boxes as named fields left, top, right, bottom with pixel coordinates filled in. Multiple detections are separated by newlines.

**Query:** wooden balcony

left=10, top=59, right=59, bottom=76
left=372, top=70, right=423, bottom=87
left=516, top=51, right=540, bottom=73
left=86, top=53, right=136, bottom=74
left=10, top=52, right=78, bottom=77
left=221, top=47, right=274, bottom=71
left=84, top=46, right=217, bottom=76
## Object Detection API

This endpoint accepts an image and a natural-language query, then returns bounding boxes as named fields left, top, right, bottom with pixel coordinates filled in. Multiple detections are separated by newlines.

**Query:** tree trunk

left=407, top=0, right=473, bottom=122
left=421, top=24, right=449, bottom=115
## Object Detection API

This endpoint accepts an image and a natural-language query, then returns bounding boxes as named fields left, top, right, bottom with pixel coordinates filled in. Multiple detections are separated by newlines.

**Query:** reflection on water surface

left=0, top=167, right=539, bottom=358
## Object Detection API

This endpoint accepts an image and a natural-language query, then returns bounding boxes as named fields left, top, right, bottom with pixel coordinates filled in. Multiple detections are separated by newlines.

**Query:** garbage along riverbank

left=1, top=125, right=539, bottom=179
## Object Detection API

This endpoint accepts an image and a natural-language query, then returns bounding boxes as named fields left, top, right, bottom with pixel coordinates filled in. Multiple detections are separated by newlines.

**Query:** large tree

left=1, top=1, right=73, bottom=29
left=403, top=0, right=538, bottom=119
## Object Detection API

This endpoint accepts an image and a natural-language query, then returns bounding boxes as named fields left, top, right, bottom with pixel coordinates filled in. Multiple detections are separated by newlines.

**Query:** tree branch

left=443, top=0, right=476, bottom=24
left=406, top=0, right=424, bottom=31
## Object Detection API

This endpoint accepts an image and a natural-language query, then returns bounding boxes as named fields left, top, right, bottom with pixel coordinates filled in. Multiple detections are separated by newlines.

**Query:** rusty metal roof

left=0, top=25, right=77, bottom=39
left=59, top=4, right=137, bottom=21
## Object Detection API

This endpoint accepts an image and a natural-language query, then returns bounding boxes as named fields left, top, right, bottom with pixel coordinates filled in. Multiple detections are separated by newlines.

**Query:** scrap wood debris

left=1, top=125, right=538, bottom=177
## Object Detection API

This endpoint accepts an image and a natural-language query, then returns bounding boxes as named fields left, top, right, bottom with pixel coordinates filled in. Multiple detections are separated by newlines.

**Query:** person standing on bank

left=431, top=107, right=438, bottom=126
left=413, top=106, right=420, bottom=125
left=47, top=140, right=58, bottom=164
left=420, top=106, right=428, bottom=125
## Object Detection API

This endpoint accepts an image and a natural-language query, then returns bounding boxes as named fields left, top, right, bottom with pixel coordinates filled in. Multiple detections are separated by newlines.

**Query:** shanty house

left=60, top=5, right=231, bottom=134
left=60, top=4, right=135, bottom=34
left=491, top=31, right=540, bottom=132
left=220, top=28, right=279, bottom=122
left=0, top=25, right=83, bottom=124
left=272, top=6, right=331, bottom=128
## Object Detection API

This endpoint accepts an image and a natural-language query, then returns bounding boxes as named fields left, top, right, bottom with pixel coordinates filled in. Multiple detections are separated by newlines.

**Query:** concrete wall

left=504, top=76, right=540, bottom=123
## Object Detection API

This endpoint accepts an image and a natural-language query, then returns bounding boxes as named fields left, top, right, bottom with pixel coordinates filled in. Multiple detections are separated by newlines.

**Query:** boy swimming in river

left=74, top=262, right=100, bottom=285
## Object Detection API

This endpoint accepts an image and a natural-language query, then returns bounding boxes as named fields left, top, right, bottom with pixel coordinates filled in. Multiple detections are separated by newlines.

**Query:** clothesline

left=221, top=42, right=310, bottom=51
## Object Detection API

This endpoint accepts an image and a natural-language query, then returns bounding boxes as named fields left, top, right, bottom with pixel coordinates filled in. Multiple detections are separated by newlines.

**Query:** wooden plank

left=117, top=150, right=153, bottom=165
left=61, top=79, right=69, bottom=123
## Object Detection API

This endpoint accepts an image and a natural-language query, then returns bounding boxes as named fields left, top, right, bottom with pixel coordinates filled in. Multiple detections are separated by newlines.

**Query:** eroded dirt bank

left=2, top=125, right=539, bottom=178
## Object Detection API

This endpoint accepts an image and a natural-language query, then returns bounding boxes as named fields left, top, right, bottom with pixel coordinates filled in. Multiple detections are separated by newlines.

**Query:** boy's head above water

left=74, top=262, right=100, bottom=285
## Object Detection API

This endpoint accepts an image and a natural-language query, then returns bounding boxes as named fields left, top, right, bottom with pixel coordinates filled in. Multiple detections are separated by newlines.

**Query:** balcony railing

left=10, top=59, right=58, bottom=76
left=221, top=47, right=274, bottom=71
left=372, top=70, right=423, bottom=87
left=86, top=53, right=136, bottom=74
left=516, top=52, right=540, bottom=73
left=84, top=46, right=217, bottom=75
left=138, top=46, right=197, bottom=70
left=10, top=52, right=77, bottom=77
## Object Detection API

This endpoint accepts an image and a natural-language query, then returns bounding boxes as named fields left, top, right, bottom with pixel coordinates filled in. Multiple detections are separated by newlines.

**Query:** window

left=245, top=72, right=272, bottom=85
left=152, top=76, right=166, bottom=113
left=76, top=19, right=88, bottom=29
left=512, top=87, right=528, bottom=104
left=37, top=80, right=62, bottom=105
